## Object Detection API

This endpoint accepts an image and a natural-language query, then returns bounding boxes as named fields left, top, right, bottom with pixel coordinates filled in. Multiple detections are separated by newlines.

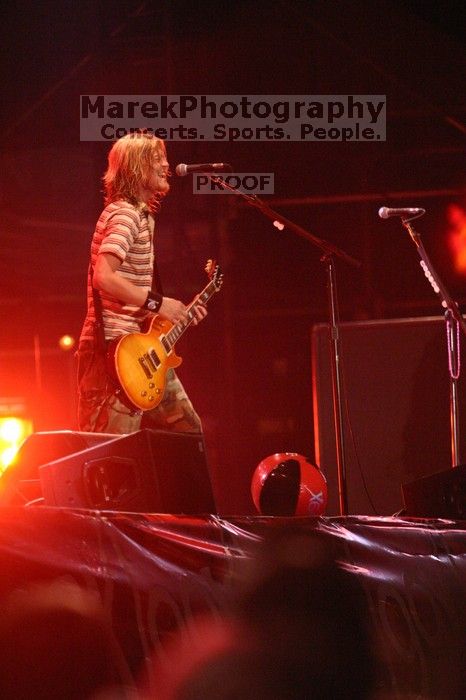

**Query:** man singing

left=77, top=132, right=206, bottom=434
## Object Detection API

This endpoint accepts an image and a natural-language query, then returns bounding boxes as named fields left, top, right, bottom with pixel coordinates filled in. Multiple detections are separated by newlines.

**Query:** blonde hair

left=103, top=131, right=168, bottom=210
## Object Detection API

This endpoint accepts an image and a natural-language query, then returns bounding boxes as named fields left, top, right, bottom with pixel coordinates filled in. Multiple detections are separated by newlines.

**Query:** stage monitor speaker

left=402, top=465, right=466, bottom=519
left=312, top=316, right=466, bottom=516
left=0, top=430, right=116, bottom=506
left=39, top=429, right=216, bottom=515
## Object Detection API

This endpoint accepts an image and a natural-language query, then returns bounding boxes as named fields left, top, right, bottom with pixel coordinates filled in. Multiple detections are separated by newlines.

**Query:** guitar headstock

left=205, top=259, right=224, bottom=291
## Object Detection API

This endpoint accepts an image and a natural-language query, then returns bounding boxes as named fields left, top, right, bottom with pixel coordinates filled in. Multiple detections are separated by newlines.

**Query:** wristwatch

left=143, top=291, right=163, bottom=312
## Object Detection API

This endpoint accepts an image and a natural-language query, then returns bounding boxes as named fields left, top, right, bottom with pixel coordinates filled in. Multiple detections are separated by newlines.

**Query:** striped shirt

left=80, top=200, right=156, bottom=342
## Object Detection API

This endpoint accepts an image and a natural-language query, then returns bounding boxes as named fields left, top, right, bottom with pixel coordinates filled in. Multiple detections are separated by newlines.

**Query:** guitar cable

left=339, top=350, right=380, bottom=516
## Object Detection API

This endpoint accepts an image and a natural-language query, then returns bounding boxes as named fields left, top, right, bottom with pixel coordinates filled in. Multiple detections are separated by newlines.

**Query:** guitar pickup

left=143, top=352, right=156, bottom=372
left=148, top=347, right=161, bottom=369
left=138, top=356, right=153, bottom=379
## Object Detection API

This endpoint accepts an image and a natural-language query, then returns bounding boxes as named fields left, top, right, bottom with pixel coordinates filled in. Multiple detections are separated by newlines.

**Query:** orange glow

left=0, top=416, right=33, bottom=472
left=58, top=334, right=75, bottom=351
left=446, top=203, right=466, bottom=273
left=0, top=418, right=25, bottom=443
left=1, top=445, right=19, bottom=469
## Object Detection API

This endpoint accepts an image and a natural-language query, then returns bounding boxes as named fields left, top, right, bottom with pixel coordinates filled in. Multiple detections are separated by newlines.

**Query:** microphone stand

left=208, top=175, right=361, bottom=515
left=401, top=216, right=466, bottom=467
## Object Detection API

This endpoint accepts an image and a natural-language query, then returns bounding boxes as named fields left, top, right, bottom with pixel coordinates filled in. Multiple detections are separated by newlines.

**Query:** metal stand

left=323, top=255, right=348, bottom=514
left=445, top=309, right=461, bottom=466
left=402, top=217, right=466, bottom=469
left=207, top=175, right=360, bottom=514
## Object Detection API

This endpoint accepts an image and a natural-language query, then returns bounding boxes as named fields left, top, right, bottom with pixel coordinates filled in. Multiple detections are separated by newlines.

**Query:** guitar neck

left=165, top=279, right=218, bottom=348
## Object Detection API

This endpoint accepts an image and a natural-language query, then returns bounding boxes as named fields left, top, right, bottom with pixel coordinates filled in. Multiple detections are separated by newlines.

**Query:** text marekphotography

left=80, top=95, right=386, bottom=142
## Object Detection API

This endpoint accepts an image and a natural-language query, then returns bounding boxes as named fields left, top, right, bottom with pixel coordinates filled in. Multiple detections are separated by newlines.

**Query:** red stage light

left=0, top=416, right=34, bottom=472
left=446, top=203, right=466, bottom=274
left=58, top=334, right=76, bottom=351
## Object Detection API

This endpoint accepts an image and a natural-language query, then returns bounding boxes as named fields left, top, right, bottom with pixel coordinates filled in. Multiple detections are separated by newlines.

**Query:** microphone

left=378, top=207, right=426, bottom=219
left=175, top=162, right=231, bottom=176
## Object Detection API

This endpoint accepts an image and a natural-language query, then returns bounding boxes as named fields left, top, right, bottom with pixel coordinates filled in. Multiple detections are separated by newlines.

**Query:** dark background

left=0, top=0, right=465, bottom=514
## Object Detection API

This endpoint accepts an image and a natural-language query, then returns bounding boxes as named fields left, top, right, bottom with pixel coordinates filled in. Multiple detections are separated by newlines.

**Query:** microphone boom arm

left=402, top=218, right=466, bottom=467
left=208, top=173, right=361, bottom=515
left=403, top=219, right=466, bottom=334
left=208, top=175, right=361, bottom=268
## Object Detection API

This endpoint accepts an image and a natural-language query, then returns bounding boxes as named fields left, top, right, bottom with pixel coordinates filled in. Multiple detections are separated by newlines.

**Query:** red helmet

left=251, top=453, right=327, bottom=516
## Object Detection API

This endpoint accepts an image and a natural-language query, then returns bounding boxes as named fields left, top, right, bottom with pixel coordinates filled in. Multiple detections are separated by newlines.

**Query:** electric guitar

left=107, top=260, right=223, bottom=411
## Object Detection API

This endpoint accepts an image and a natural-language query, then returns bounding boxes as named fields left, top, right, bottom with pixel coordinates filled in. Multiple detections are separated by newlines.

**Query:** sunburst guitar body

left=107, top=261, right=223, bottom=412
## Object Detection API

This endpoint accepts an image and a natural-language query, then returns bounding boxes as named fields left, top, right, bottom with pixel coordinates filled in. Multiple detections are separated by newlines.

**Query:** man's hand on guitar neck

left=158, top=295, right=207, bottom=326
left=191, top=294, right=208, bottom=326
left=93, top=253, right=207, bottom=326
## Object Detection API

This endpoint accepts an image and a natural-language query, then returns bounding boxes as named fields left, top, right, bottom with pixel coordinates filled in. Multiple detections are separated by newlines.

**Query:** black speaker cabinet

left=0, top=430, right=115, bottom=506
left=312, top=316, right=466, bottom=516
left=402, top=465, right=466, bottom=519
left=39, top=429, right=216, bottom=514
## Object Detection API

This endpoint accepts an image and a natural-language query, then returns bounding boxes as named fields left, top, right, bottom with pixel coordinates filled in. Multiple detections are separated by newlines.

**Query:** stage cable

left=340, top=349, right=380, bottom=516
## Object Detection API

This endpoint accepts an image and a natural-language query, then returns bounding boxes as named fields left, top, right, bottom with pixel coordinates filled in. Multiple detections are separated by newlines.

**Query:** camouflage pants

left=77, top=342, right=202, bottom=435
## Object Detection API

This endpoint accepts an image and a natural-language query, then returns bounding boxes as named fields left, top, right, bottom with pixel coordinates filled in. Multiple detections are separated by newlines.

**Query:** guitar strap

left=88, top=264, right=126, bottom=405
left=147, top=210, right=164, bottom=296
left=89, top=263, right=107, bottom=354
left=151, top=256, right=164, bottom=296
